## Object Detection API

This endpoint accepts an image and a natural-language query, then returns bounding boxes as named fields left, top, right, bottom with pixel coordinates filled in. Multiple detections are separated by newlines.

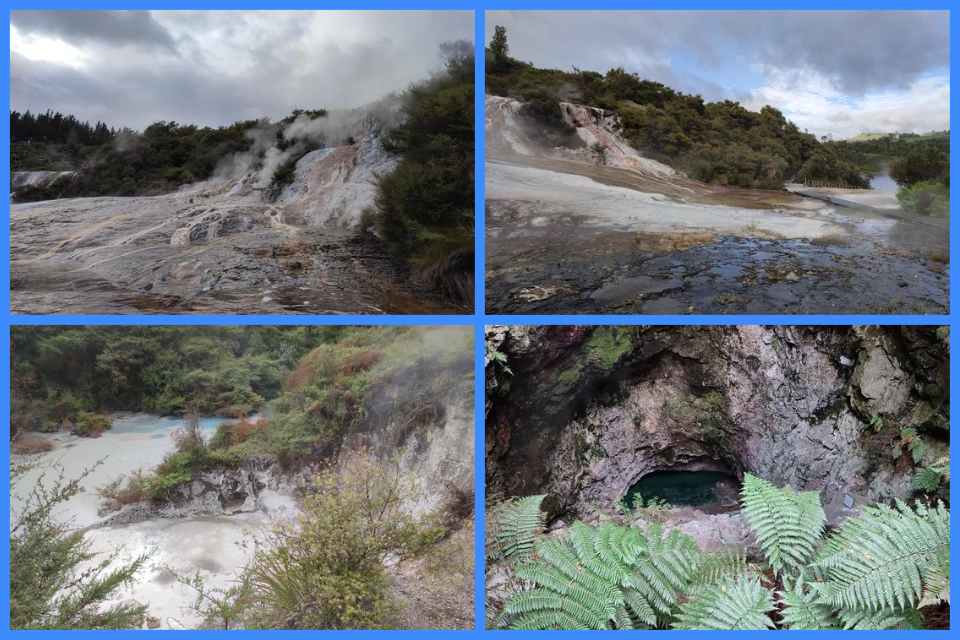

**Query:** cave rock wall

left=485, top=325, right=948, bottom=524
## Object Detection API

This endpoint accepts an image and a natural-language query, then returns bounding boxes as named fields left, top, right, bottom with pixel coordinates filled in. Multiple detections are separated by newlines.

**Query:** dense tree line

left=9, top=326, right=348, bottom=435
left=376, top=41, right=475, bottom=303
left=12, top=116, right=271, bottom=200
left=486, top=29, right=870, bottom=189
left=826, top=133, right=950, bottom=175
left=11, top=110, right=116, bottom=145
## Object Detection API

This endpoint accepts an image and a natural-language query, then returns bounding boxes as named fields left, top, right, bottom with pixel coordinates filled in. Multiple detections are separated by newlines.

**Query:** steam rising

left=217, top=96, right=406, bottom=187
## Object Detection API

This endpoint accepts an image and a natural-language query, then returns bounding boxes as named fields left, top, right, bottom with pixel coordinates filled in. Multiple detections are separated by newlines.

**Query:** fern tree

left=740, top=473, right=825, bottom=574
left=503, top=520, right=700, bottom=629
left=496, top=475, right=949, bottom=630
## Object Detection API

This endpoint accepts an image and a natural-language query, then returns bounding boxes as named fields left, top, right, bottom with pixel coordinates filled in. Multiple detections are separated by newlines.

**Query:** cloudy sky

left=485, top=10, right=949, bottom=139
left=10, top=10, right=474, bottom=129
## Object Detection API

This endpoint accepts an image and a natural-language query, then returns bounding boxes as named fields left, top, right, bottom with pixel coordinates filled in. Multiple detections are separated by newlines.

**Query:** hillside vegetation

left=375, top=41, right=475, bottom=301
left=486, top=36, right=866, bottom=190
left=10, top=325, right=475, bottom=630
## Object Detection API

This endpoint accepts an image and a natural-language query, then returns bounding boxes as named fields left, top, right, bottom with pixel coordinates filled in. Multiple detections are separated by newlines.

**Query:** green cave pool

left=623, top=470, right=740, bottom=508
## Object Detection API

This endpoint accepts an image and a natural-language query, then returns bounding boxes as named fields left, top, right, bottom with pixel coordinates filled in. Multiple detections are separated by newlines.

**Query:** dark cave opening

left=623, top=470, right=741, bottom=511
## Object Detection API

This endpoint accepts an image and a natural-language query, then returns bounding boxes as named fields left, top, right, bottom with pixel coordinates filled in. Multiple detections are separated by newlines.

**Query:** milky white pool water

left=11, top=413, right=296, bottom=629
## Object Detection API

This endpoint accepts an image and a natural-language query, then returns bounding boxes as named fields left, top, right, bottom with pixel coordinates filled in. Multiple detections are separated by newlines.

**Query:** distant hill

left=486, top=47, right=868, bottom=189
left=845, top=131, right=950, bottom=143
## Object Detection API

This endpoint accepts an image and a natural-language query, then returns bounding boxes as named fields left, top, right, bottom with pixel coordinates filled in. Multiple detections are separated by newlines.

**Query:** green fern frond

left=777, top=576, right=837, bottom=630
left=493, top=495, right=546, bottom=563
left=503, top=519, right=699, bottom=629
left=629, top=523, right=701, bottom=620
left=836, top=607, right=923, bottom=630
left=912, top=466, right=945, bottom=492
left=740, top=474, right=825, bottom=574
left=508, top=528, right=625, bottom=629
left=689, top=547, right=752, bottom=591
left=813, top=499, right=950, bottom=612
left=673, top=579, right=775, bottom=630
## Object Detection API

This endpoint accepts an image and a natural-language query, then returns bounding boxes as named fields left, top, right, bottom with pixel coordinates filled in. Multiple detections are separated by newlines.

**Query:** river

left=10, top=413, right=297, bottom=629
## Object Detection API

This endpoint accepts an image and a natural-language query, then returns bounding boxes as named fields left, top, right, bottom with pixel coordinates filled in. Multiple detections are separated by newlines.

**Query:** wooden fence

left=803, top=179, right=866, bottom=190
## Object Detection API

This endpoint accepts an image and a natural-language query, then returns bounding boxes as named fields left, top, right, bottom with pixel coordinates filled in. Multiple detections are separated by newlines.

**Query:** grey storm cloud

left=10, top=10, right=177, bottom=50
left=484, top=10, right=949, bottom=96
left=10, top=10, right=474, bottom=130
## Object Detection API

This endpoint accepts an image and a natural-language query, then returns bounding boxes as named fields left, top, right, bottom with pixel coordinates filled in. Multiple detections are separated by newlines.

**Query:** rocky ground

left=484, top=95, right=950, bottom=315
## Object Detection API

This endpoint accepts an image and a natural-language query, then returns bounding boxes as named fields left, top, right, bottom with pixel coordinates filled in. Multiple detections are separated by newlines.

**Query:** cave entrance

left=623, top=470, right=741, bottom=512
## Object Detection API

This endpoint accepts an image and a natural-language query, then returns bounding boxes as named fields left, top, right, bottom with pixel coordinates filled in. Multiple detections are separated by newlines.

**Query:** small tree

left=10, top=460, right=149, bottom=629
left=245, top=451, right=445, bottom=629
left=591, top=142, right=608, bottom=165
left=490, top=25, right=509, bottom=61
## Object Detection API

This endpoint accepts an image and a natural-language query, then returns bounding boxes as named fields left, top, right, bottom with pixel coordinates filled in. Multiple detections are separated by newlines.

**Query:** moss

left=574, top=432, right=589, bottom=463
left=703, top=391, right=726, bottom=407
left=583, top=327, right=633, bottom=370
left=664, top=394, right=732, bottom=444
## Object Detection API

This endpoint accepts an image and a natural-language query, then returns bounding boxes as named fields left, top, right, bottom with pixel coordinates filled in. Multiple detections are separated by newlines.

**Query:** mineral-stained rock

left=95, top=467, right=265, bottom=526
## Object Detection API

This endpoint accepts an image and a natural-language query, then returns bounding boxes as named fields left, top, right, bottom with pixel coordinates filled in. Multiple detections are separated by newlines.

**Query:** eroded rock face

left=485, top=326, right=949, bottom=524
left=96, top=467, right=266, bottom=526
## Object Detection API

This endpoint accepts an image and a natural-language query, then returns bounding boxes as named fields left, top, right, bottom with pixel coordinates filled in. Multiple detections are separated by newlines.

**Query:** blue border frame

left=2, top=5, right=957, bottom=633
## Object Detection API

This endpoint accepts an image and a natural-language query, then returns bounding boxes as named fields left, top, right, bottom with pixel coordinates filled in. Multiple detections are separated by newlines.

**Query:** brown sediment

left=810, top=234, right=853, bottom=247
left=635, top=231, right=716, bottom=255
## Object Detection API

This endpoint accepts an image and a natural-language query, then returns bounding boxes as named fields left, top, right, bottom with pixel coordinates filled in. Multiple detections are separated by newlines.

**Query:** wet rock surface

left=487, top=230, right=949, bottom=315
left=11, top=192, right=464, bottom=315
left=483, top=94, right=950, bottom=315
left=485, top=326, right=949, bottom=525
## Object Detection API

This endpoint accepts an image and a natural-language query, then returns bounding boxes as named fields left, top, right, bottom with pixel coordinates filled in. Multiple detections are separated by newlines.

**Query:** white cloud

left=10, top=10, right=474, bottom=129
left=745, top=67, right=950, bottom=139
left=10, top=25, right=88, bottom=68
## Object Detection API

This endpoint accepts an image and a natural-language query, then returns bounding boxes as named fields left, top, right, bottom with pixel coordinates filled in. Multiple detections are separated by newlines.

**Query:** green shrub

left=376, top=43, right=474, bottom=303
left=244, top=453, right=441, bottom=629
left=10, top=460, right=148, bottom=629
left=73, top=412, right=112, bottom=438
left=209, top=420, right=238, bottom=451
left=897, top=180, right=950, bottom=218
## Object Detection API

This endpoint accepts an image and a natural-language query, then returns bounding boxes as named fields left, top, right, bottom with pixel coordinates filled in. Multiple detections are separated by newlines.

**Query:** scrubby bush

left=244, top=452, right=445, bottom=629
left=11, top=461, right=148, bottom=629
left=73, top=412, right=112, bottom=438
left=898, top=180, right=950, bottom=218
left=376, top=42, right=474, bottom=303
left=96, top=469, right=150, bottom=505
left=11, top=436, right=54, bottom=455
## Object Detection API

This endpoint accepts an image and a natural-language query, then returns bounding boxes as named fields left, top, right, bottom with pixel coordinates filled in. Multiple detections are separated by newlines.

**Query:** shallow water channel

left=10, top=413, right=296, bottom=629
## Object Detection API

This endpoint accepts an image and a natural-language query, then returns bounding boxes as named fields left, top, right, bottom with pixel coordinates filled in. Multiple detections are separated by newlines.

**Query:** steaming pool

left=10, top=413, right=296, bottom=629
